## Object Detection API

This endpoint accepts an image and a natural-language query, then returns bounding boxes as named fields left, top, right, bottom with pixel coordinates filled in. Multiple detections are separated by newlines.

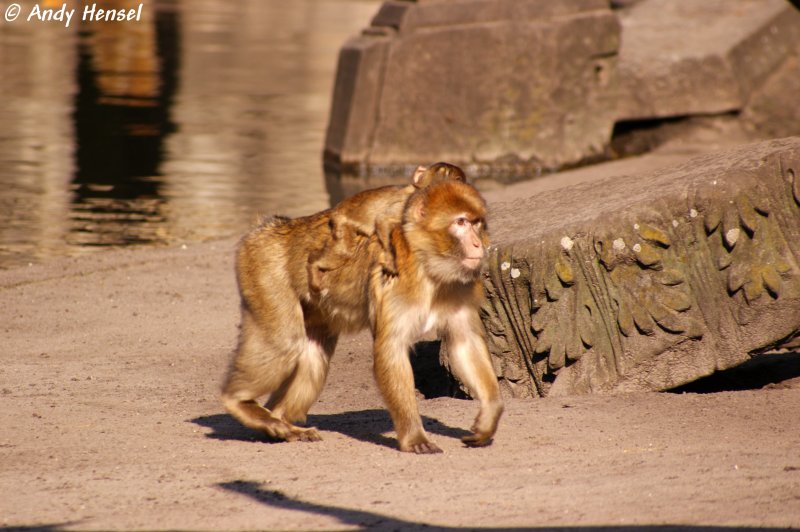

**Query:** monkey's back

left=236, top=212, right=376, bottom=336
left=333, top=185, right=409, bottom=223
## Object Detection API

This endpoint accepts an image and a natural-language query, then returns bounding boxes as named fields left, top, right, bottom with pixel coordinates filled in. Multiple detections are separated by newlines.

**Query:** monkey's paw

left=461, top=432, right=493, bottom=448
left=401, top=440, right=443, bottom=454
left=286, top=427, right=323, bottom=443
left=266, top=421, right=322, bottom=443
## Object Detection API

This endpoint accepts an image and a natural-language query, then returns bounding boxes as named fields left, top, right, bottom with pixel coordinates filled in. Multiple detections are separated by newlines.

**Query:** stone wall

left=616, top=0, right=799, bottom=121
left=325, top=0, right=620, bottom=177
left=325, top=0, right=800, bottom=178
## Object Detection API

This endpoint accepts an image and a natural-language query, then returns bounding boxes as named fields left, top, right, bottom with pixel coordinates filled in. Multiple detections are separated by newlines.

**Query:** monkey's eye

left=455, top=217, right=468, bottom=226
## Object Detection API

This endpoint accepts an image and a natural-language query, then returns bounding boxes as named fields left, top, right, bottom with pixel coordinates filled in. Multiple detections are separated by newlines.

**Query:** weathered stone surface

left=325, top=0, right=620, bottom=176
left=326, top=0, right=800, bottom=179
left=464, top=138, right=800, bottom=397
left=616, top=0, right=800, bottom=121
left=741, top=55, right=800, bottom=140
left=324, top=31, right=391, bottom=168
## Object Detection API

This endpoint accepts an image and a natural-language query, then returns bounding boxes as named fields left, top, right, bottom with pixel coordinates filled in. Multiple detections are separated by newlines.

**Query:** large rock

left=325, top=0, right=800, bottom=180
left=741, top=54, right=800, bottom=140
left=324, top=0, right=620, bottom=177
left=616, top=0, right=800, bottom=121
left=464, top=138, right=800, bottom=397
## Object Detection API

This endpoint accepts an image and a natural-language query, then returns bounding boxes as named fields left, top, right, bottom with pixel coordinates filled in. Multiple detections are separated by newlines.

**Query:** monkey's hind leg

left=222, top=309, right=321, bottom=443
left=266, top=327, right=337, bottom=440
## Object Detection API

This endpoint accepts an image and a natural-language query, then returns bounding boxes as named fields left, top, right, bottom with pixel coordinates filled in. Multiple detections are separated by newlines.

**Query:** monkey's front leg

left=373, top=329, right=442, bottom=454
left=445, top=309, right=504, bottom=447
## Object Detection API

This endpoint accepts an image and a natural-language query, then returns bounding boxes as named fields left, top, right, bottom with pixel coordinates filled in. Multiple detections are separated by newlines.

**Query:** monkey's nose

left=470, top=233, right=482, bottom=248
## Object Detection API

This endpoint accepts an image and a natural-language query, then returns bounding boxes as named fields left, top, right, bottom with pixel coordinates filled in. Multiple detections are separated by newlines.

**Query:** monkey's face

left=448, top=214, right=486, bottom=272
left=423, top=211, right=488, bottom=285
left=405, top=181, right=489, bottom=285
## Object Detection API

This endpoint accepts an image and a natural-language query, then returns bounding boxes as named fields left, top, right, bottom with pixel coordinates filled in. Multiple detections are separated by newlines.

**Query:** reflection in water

left=0, top=0, right=380, bottom=268
left=0, top=1, right=77, bottom=265
left=71, top=0, right=175, bottom=248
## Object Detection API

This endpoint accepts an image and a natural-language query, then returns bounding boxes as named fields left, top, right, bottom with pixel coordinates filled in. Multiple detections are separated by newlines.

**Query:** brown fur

left=309, top=162, right=468, bottom=292
left=221, top=168, right=502, bottom=453
left=308, top=184, right=413, bottom=293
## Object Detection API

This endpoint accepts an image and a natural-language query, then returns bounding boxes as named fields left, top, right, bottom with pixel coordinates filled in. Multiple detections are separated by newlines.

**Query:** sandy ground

left=2, top=152, right=800, bottom=530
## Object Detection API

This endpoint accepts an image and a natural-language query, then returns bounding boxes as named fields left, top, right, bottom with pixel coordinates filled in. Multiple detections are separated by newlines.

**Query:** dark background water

left=0, top=0, right=380, bottom=268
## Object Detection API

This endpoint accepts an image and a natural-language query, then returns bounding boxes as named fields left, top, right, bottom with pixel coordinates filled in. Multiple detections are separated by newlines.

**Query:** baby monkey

left=308, top=162, right=466, bottom=293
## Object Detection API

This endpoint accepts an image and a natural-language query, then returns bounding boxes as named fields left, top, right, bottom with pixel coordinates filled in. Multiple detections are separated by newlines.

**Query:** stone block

left=324, top=32, right=391, bottom=169
left=616, top=0, right=800, bottom=121
left=325, top=0, right=620, bottom=176
left=741, top=55, right=800, bottom=140
left=465, top=138, right=800, bottom=397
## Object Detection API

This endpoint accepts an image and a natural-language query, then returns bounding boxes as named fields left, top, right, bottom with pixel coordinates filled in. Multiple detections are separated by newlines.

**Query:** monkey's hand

left=377, top=251, right=398, bottom=277
left=407, top=441, right=443, bottom=454
left=461, top=401, right=502, bottom=447
left=399, top=435, right=443, bottom=454
left=380, top=264, right=399, bottom=277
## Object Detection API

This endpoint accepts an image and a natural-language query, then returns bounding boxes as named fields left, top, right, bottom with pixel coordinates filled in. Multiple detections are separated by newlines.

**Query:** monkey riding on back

left=221, top=163, right=503, bottom=454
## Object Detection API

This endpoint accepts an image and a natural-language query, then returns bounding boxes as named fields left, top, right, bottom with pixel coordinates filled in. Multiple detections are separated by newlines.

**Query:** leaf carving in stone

left=609, top=263, right=702, bottom=338
left=598, top=223, right=703, bottom=340
left=529, top=251, right=595, bottom=372
left=706, top=191, right=794, bottom=304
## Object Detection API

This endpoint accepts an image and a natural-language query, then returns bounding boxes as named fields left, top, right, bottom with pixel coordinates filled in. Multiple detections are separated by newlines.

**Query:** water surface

left=0, top=0, right=380, bottom=268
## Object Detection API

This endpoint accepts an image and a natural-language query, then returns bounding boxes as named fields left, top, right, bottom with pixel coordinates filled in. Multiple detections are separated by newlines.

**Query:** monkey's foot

left=261, top=419, right=322, bottom=443
left=284, top=426, right=322, bottom=443
left=461, top=432, right=493, bottom=448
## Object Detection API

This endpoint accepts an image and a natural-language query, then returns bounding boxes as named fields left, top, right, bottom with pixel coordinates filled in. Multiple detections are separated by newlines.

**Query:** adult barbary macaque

left=221, top=167, right=502, bottom=453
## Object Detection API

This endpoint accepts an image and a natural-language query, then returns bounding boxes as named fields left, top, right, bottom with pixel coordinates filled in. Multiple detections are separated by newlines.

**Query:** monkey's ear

left=412, top=165, right=428, bottom=187
left=408, top=198, right=426, bottom=223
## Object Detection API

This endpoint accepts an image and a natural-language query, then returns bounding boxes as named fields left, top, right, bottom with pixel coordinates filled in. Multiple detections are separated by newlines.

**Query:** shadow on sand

left=216, top=480, right=792, bottom=532
left=191, top=408, right=471, bottom=450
